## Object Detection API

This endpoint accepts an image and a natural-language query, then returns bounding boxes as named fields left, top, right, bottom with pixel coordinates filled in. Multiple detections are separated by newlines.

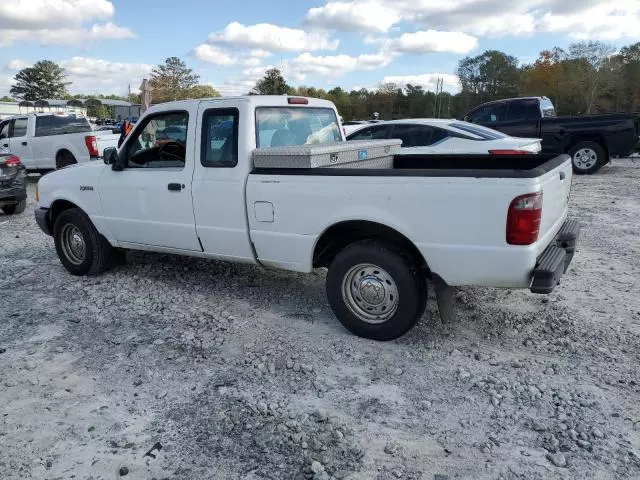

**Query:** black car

left=462, top=96, right=640, bottom=174
left=0, top=152, right=27, bottom=215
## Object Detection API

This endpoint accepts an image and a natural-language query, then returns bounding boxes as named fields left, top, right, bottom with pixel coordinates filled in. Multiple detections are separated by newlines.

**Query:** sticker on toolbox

left=358, top=149, right=368, bottom=160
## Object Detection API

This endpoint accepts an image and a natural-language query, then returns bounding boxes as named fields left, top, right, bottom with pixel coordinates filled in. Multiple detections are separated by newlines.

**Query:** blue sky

left=1, top=0, right=639, bottom=98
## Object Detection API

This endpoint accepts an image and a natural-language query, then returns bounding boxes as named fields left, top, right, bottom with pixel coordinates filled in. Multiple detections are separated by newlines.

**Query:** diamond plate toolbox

left=252, top=139, right=402, bottom=169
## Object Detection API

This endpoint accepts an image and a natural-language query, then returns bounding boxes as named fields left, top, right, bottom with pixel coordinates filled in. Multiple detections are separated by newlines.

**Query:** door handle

left=559, top=171, right=566, bottom=180
left=2, top=143, right=7, bottom=148
left=21, top=141, right=27, bottom=146
left=167, top=183, right=184, bottom=191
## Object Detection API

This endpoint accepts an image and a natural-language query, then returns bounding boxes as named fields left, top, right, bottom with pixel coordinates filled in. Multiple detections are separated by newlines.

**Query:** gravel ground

left=1, top=158, right=639, bottom=480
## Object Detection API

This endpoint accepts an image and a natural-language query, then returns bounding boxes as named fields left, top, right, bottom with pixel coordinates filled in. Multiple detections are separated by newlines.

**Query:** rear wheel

left=326, top=240, right=427, bottom=341
left=53, top=208, right=115, bottom=276
left=568, top=141, right=606, bottom=174
left=1, top=199, right=26, bottom=215
left=56, top=151, right=77, bottom=169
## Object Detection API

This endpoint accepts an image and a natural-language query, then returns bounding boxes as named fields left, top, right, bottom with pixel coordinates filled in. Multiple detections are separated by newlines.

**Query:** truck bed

left=247, top=152, right=573, bottom=286
left=252, top=153, right=569, bottom=179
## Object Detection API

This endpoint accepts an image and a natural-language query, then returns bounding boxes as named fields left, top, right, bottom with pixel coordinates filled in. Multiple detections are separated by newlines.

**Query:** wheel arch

left=565, top=135, right=608, bottom=157
left=48, top=199, right=81, bottom=231
left=312, top=220, right=428, bottom=271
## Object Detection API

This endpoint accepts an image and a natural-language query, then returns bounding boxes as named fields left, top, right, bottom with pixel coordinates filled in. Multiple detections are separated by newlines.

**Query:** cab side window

left=201, top=108, right=239, bottom=168
left=469, top=104, right=507, bottom=124
left=0, top=121, right=9, bottom=140
left=125, top=111, right=188, bottom=169
left=11, top=118, right=28, bottom=137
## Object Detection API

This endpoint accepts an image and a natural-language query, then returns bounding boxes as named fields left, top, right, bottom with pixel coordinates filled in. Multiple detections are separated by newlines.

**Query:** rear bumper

left=530, top=219, right=580, bottom=294
left=35, top=207, right=53, bottom=236
left=0, top=176, right=27, bottom=206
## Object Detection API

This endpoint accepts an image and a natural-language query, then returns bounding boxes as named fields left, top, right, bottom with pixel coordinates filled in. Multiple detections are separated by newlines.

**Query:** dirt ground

left=1, top=158, right=639, bottom=480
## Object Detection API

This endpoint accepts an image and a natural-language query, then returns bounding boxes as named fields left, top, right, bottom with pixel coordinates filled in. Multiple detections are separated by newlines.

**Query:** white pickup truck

left=34, top=96, right=580, bottom=341
left=0, top=112, right=116, bottom=172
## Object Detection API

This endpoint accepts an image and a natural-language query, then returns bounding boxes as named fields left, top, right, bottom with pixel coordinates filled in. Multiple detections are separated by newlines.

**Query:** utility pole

left=432, top=78, right=439, bottom=117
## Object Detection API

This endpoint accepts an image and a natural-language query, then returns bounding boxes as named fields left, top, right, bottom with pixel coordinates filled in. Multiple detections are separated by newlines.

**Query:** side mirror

left=103, top=147, right=117, bottom=165
left=463, top=115, right=470, bottom=122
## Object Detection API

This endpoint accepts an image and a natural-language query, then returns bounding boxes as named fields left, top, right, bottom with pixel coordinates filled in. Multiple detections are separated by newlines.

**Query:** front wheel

left=53, top=208, right=116, bottom=276
left=569, top=141, right=606, bottom=175
left=326, top=240, right=427, bottom=341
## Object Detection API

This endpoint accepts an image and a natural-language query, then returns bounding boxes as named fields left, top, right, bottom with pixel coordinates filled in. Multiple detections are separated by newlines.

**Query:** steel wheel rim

left=60, top=223, right=86, bottom=265
left=342, top=263, right=399, bottom=323
left=573, top=148, right=597, bottom=170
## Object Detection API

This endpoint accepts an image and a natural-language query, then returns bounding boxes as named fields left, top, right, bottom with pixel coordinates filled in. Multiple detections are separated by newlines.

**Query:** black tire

left=326, top=240, right=427, bottom=341
left=2, top=199, right=26, bottom=215
left=56, top=151, right=77, bottom=170
left=568, top=141, right=606, bottom=175
left=53, top=208, right=114, bottom=276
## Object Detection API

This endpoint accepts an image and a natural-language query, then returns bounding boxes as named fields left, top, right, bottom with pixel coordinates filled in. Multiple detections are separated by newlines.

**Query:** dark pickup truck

left=462, top=96, right=640, bottom=174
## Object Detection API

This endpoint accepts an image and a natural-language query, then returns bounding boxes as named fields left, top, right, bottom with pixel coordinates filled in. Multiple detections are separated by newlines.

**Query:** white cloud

left=290, top=51, right=396, bottom=79
left=304, top=1, right=401, bottom=33
left=60, top=57, right=153, bottom=94
left=538, top=3, right=640, bottom=40
left=0, top=0, right=114, bottom=29
left=302, top=0, right=640, bottom=40
left=207, top=22, right=339, bottom=52
left=193, top=44, right=237, bottom=66
left=0, top=22, right=135, bottom=47
left=375, top=30, right=478, bottom=54
left=382, top=73, right=461, bottom=93
left=6, top=59, right=29, bottom=71
left=0, top=1, right=134, bottom=47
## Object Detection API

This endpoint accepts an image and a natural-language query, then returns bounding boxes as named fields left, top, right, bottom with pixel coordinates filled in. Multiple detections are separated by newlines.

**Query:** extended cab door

left=7, top=117, right=35, bottom=169
left=190, top=101, right=255, bottom=262
left=97, top=108, right=201, bottom=251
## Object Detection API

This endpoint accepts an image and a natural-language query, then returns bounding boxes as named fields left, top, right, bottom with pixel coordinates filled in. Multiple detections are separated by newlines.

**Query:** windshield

left=255, top=107, right=342, bottom=148
left=449, top=121, right=509, bottom=140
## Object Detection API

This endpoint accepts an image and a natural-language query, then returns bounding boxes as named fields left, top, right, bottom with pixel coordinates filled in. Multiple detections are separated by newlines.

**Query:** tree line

left=252, top=40, right=640, bottom=120
left=7, top=40, right=640, bottom=121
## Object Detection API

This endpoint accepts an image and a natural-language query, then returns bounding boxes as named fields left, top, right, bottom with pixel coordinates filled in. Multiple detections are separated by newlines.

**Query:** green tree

left=186, top=84, right=221, bottom=99
left=150, top=57, right=200, bottom=103
left=0, top=96, right=15, bottom=102
left=10, top=60, right=69, bottom=100
left=251, top=68, right=291, bottom=95
left=457, top=50, right=520, bottom=110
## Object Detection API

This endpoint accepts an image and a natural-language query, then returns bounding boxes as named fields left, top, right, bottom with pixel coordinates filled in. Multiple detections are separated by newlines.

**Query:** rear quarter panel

left=246, top=172, right=554, bottom=288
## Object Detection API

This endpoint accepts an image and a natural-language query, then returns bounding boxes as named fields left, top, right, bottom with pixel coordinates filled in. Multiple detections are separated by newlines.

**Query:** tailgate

left=537, top=157, right=573, bottom=243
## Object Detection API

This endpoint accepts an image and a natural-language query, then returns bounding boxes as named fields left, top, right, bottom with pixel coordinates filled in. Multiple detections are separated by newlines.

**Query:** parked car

left=346, top=119, right=542, bottom=155
left=0, top=112, right=106, bottom=172
left=0, top=148, right=27, bottom=215
left=34, top=95, right=579, bottom=341
left=462, top=96, right=640, bottom=174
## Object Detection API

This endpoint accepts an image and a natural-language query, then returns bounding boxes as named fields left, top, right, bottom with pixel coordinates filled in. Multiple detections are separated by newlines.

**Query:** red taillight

left=506, top=192, right=543, bottom=245
left=287, top=97, right=308, bottom=104
left=85, top=135, right=99, bottom=157
left=3, top=155, right=21, bottom=167
left=489, top=149, right=528, bottom=155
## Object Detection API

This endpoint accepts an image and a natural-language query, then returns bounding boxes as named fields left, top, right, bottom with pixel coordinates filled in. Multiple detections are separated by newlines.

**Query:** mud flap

left=432, top=274, right=457, bottom=324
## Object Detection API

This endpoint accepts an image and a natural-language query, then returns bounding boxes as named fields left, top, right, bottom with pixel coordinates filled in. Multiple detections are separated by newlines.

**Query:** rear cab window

left=35, top=113, right=92, bottom=137
left=255, top=107, right=342, bottom=147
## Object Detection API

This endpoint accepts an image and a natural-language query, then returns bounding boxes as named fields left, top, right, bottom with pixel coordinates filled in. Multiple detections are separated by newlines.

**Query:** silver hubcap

left=342, top=264, right=399, bottom=323
left=60, top=223, right=86, bottom=265
left=573, top=148, right=597, bottom=170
